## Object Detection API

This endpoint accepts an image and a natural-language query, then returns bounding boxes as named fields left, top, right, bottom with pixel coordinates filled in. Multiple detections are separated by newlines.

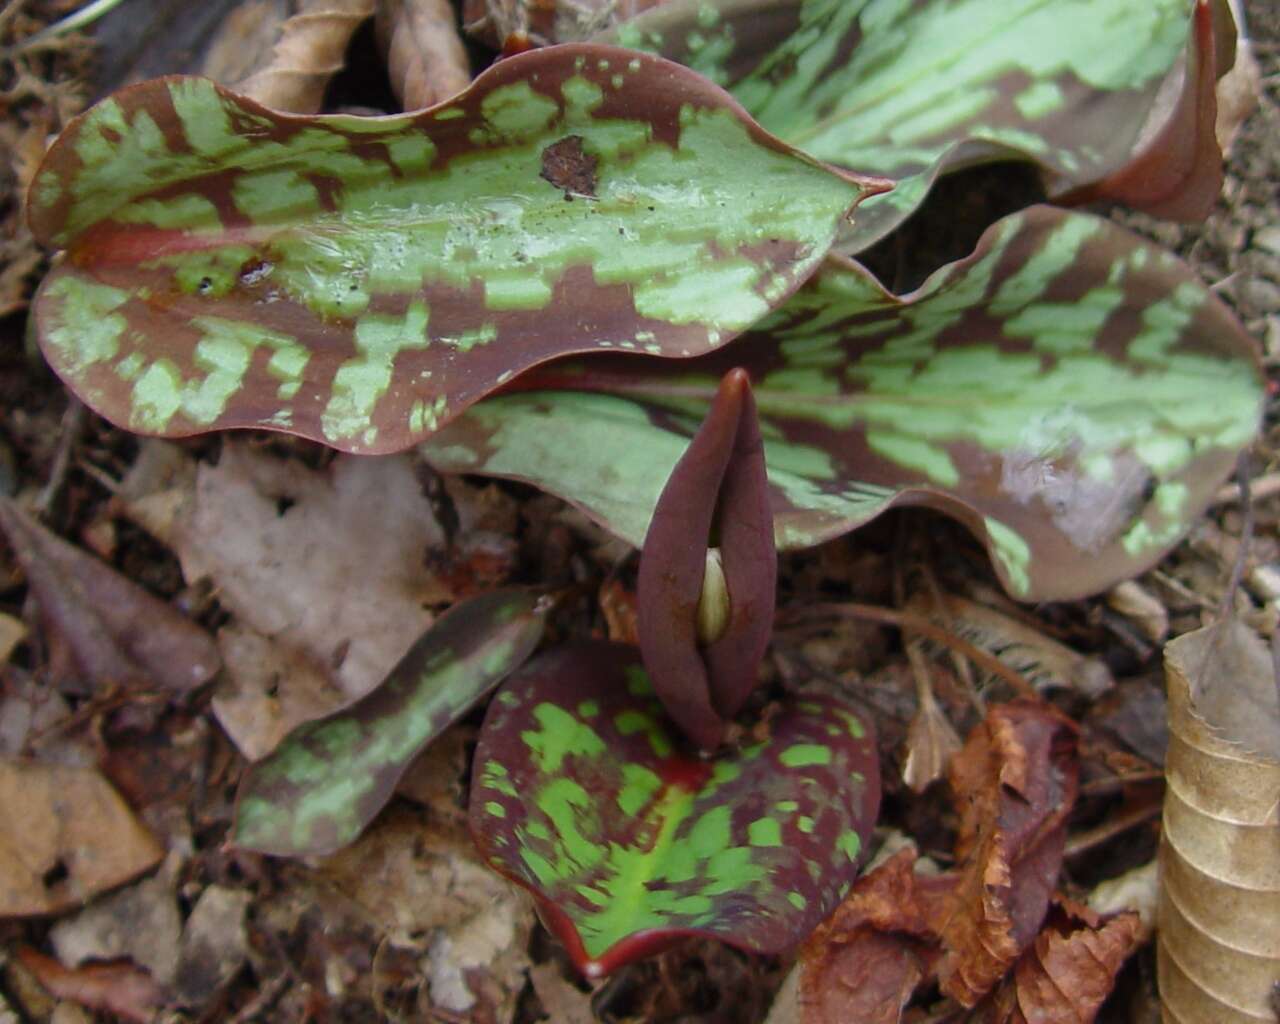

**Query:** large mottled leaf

left=423, top=206, right=1263, bottom=601
left=470, top=642, right=879, bottom=978
left=601, top=0, right=1231, bottom=254
left=232, top=588, right=549, bottom=856
left=29, top=44, right=877, bottom=455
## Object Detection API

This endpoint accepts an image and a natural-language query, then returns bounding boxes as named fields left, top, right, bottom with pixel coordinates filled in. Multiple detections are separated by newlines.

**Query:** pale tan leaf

left=233, top=0, right=376, bottom=113
left=0, top=761, right=164, bottom=917
left=0, top=612, right=27, bottom=665
left=1107, top=581, right=1170, bottom=644
left=902, top=644, right=962, bottom=793
left=376, top=0, right=470, bottom=111
left=908, top=593, right=1113, bottom=699
left=528, top=963, right=595, bottom=1024
left=170, top=445, right=447, bottom=758
left=1158, top=619, right=1280, bottom=1024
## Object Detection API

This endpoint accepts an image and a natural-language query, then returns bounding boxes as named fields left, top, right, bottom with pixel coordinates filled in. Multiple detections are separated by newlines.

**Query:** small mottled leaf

left=637, top=368, right=775, bottom=750
left=470, top=642, right=879, bottom=978
left=423, top=206, right=1263, bottom=601
left=233, top=588, right=548, bottom=856
left=602, top=0, right=1232, bottom=253
left=30, top=44, right=879, bottom=454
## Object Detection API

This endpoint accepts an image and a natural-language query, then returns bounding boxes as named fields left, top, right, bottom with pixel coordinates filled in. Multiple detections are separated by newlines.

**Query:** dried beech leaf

left=14, top=947, right=163, bottom=1024
left=939, top=702, right=1080, bottom=1006
left=1158, top=620, right=1280, bottom=1024
left=0, top=497, right=220, bottom=696
left=0, top=761, right=164, bottom=917
left=376, top=0, right=471, bottom=110
left=970, top=901, right=1144, bottom=1024
left=233, top=0, right=376, bottom=113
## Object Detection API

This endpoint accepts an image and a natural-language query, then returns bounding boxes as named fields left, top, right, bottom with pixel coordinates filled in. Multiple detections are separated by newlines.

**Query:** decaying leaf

left=172, top=885, right=252, bottom=1007
left=801, top=701, right=1091, bottom=1019
left=636, top=368, right=776, bottom=749
left=13, top=947, right=163, bottom=1024
left=426, top=206, right=1263, bottom=603
left=1158, top=619, right=1280, bottom=1024
left=29, top=45, right=878, bottom=455
left=901, top=644, right=963, bottom=793
left=231, top=0, right=375, bottom=113
left=940, top=701, right=1080, bottom=1006
left=970, top=900, right=1144, bottom=1024
left=471, top=642, right=879, bottom=978
left=376, top=0, right=471, bottom=111
left=0, top=761, right=164, bottom=918
left=800, top=848, right=950, bottom=1024
left=170, top=445, right=445, bottom=758
left=233, top=588, right=549, bottom=856
left=0, top=497, right=220, bottom=696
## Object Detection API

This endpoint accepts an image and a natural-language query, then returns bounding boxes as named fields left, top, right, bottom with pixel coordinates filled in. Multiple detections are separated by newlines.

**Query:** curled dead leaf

left=376, top=0, right=471, bottom=110
left=1158, top=620, right=1280, bottom=1024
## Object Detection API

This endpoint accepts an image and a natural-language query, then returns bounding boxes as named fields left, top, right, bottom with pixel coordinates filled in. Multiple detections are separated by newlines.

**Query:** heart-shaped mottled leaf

left=423, top=206, right=1263, bottom=601
left=233, top=588, right=549, bottom=856
left=602, top=0, right=1231, bottom=253
left=470, top=642, right=879, bottom=978
left=29, top=45, right=878, bottom=454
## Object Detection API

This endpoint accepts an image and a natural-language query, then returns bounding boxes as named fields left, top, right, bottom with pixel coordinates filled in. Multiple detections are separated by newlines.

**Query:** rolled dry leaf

left=1158, top=619, right=1280, bottom=1024
left=376, top=0, right=471, bottom=111
left=233, top=0, right=376, bottom=113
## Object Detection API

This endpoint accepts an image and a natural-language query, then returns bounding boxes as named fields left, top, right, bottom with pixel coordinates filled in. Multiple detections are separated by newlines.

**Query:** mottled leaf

left=233, top=587, right=548, bottom=856
left=602, top=0, right=1232, bottom=253
left=30, top=44, right=878, bottom=454
left=637, top=368, right=776, bottom=750
left=470, top=642, right=879, bottom=978
left=422, top=206, right=1263, bottom=601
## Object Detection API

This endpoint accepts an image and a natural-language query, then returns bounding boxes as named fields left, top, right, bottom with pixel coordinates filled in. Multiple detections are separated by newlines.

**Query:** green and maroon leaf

left=423, top=206, right=1263, bottom=601
left=637, top=368, right=775, bottom=750
left=233, top=588, right=549, bottom=857
left=29, top=45, right=878, bottom=455
left=470, top=642, right=879, bottom=978
left=601, top=0, right=1232, bottom=254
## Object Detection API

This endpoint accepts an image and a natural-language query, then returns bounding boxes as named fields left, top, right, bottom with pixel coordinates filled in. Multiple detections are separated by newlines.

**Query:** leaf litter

left=0, top=0, right=1276, bottom=1021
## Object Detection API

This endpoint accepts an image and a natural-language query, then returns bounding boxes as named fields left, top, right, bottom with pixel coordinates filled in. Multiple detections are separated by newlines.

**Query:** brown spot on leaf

left=540, top=135, right=597, bottom=201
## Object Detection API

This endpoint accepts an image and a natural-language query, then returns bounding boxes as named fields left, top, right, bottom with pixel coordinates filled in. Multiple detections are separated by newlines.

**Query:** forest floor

left=0, top=1, right=1277, bottom=1022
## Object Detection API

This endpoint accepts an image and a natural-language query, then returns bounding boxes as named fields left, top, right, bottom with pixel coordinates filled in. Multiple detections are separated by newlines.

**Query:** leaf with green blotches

left=30, top=44, right=881, bottom=455
left=232, top=588, right=549, bottom=857
left=422, top=206, right=1263, bottom=601
left=600, top=0, right=1233, bottom=254
left=470, top=642, right=879, bottom=978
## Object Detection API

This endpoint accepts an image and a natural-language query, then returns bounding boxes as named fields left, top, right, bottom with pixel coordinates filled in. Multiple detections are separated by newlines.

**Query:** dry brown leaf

left=0, top=612, right=27, bottom=664
left=1158, top=619, right=1280, bottom=1024
left=169, top=445, right=445, bottom=758
left=14, top=948, right=162, bottom=1024
left=0, top=498, right=220, bottom=696
left=1087, top=860, right=1159, bottom=943
left=800, top=848, right=952, bottom=1024
left=1215, top=0, right=1258, bottom=154
left=902, top=643, right=963, bottom=793
left=232, top=0, right=376, bottom=113
left=969, top=901, right=1143, bottom=1024
left=0, top=761, right=164, bottom=917
left=939, top=702, right=1080, bottom=1007
left=376, top=0, right=470, bottom=110
left=908, top=593, right=1113, bottom=699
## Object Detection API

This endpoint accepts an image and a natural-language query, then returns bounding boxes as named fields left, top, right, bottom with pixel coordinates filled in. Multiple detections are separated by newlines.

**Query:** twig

left=2, top=0, right=129, bottom=56
left=1064, top=800, right=1161, bottom=858
left=228, top=973, right=291, bottom=1024
left=1218, top=451, right=1254, bottom=622
left=34, top=398, right=84, bottom=515
left=781, top=602, right=1038, bottom=699
left=1213, top=470, right=1280, bottom=506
